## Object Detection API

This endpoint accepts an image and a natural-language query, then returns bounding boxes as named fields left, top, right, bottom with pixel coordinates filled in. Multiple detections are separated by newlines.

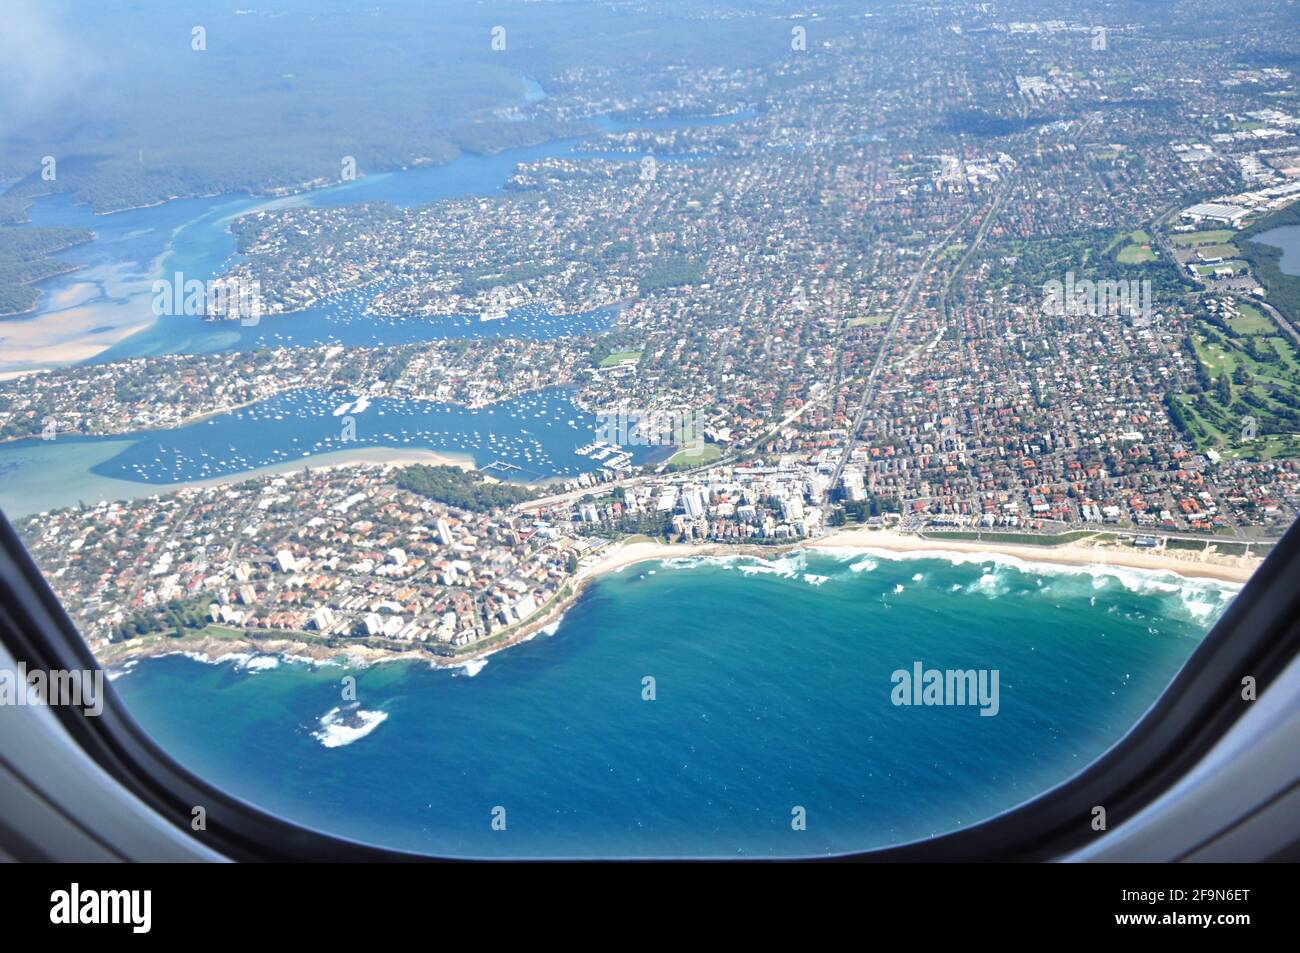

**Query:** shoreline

left=571, top=530, right=1261, bottom=587
left=2, top=447, right=478, bottom=522
left=0, top=395, right=267, bottom=446
left=3, top=113, right=610, bottom=371
left=0, top=382, right=568, bottom=446
left=0, top=237, right=97, bottom=320
left=97, top=527, right=1258, bottom=673
left=811, top=528, right=1260, bottom=585
left=129, top=446, right=481, bottom=495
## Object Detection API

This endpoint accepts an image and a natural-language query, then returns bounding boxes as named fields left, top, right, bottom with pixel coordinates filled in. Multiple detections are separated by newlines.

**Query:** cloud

left=0, top=0, right=97, bottom=139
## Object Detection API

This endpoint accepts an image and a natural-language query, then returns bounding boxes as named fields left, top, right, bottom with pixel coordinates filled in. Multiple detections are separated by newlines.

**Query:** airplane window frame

left=2, top=507, right=1298, bottom=862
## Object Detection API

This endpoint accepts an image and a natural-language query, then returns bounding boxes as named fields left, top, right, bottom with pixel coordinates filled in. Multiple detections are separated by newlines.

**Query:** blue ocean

left=109, top=548, right=1233, bottom=858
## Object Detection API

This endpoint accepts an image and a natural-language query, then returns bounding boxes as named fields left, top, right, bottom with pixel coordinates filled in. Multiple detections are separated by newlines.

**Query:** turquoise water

left=109, top=549, right=1233, bottom=858
left=0, top=385, right=660, bottom=516
left=84, top=385, right=648, bottom=484
left=0, top=435, right=147, bottom=517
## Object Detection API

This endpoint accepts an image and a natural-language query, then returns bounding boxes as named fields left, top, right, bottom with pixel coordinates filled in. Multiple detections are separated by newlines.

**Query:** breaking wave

left=453, top=658, right=489, bottom=678
left=312, top=703, right=387, bottom=748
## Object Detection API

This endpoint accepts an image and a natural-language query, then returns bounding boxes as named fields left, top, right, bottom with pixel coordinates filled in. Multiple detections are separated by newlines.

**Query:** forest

left=395, top=464, right=540, bottom=512
left=0, top=226, right=93, bottom=316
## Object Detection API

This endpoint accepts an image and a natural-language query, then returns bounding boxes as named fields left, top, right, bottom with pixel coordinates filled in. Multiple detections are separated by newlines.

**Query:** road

left=825, top=177, right=1010, bottom=502
left=515, top=390, right=827, bottom=514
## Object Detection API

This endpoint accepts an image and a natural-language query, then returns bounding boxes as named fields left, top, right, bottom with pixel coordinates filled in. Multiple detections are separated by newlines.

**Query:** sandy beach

left=0, top=295, right=158, bottom=370
left=441, top=526, right=1261, bottom=669
left=812, top=528, right=1261, bottom=584
left=173, top=446, right=479, bottom=493
left=579, top=529, right=1263, bottom=586
left=0, top=445, right=480, bottom=522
